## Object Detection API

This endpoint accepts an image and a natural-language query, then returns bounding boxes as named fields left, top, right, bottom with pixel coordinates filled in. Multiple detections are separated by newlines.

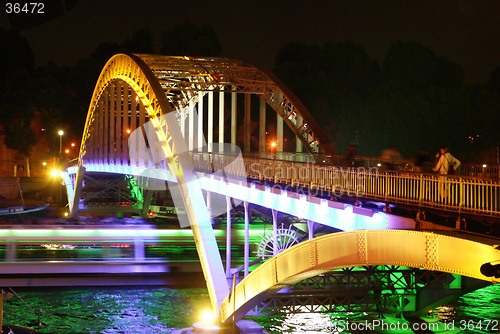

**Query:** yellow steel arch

left=219, top=230, right=500, bottom=323
left=80, top=53, right=334, bottom=160
left=79, top=53, right=176, bottom=166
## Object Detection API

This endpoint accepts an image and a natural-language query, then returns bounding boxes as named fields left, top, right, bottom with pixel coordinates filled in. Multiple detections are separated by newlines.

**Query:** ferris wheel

left=256, top=224, right=301, bottom=258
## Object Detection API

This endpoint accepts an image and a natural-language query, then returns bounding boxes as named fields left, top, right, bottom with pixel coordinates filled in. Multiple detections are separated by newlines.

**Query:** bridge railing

left=194, top=153, right=500, bottom=218
left=242, top=152, right=500, bottom=178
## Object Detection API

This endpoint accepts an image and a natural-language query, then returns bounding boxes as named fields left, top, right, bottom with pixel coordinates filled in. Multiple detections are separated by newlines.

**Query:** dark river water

left=2, top=284, right=499, bottom=334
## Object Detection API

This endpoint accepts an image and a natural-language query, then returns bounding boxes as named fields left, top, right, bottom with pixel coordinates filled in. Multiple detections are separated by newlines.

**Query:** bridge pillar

left=97, top=97, right=105, bottom=163
left=272, top=209, right=278, bottom=256
left=109, top=82, right=117, bottom=164
left=231, top=89, right=237, bottom=148
left=115, top=82, right=123, bottom=164
left=206, top=191, right=213, bottom=224
left=208, top=91, right=214, bottom=152
left=122, top=85, right=130, bottom=163
left=244, top=94, right=251, bottom=153
left=296, top=113, right=303, bottom=153
left=277, top=111, right=283, bottom=153
left=197, top=91, right=204, bottom=150
left=244, top=201, right=250, bottom=277
left=225, top=196, right=232, bottom=278
left=219, top=88, right=225, bottom=144
left=180, top=101, right=186, bottom=139
left=189, top=99, right=195, bottom=151
left=307, top=219, right=315, bottom=239
left=68, top=166, right=85, bottom=218
left=259, top=98, right=266, bottom=153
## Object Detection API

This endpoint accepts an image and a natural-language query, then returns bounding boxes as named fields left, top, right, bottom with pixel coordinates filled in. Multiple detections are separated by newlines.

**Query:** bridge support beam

left=206, top=191, right=213, bottom=224
left=208, top=91, right=214, bottom=152
left=189, top=99, right=195, bottom=151
left=277, top=111, right=283, bottom=153
left=272, top=209, right=278, bottom=256
left=69, top=166, right=85, bottom=218
left=244, top=201, right=250, bottom=277
left=225, top=196, right=232, bottom=278
left=307, top=219, right=315, bottom=239
left=259, top=98, right=266, bottom=153
left=244, top=94, right=251, bottom=153
left=296, top=113, right=303, bottom=153
left=219, top=88, right=225, bottom=144
left=198, top=91, right=204, bottom=150
left=231, top=89, right=237, bottom=148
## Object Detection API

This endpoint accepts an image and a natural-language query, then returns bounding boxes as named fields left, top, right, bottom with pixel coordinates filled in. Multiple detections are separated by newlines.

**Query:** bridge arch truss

left=79, top=53, right=334, bottom=169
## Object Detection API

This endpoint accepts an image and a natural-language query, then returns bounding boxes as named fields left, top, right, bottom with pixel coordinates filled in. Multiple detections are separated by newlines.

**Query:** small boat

left=0, top=203, right=49, bottom=216
left=0, top=180, right=49, bottom=217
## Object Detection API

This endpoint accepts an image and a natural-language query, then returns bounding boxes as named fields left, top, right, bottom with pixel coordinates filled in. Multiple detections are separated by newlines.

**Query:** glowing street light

left=50, top=169, right=61, bottom=178
left=58, top=130, right=64, bottom=156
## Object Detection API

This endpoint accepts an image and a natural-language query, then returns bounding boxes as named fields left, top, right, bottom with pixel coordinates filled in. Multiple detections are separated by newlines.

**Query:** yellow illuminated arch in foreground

left=219, top=230, right=500, bottom=323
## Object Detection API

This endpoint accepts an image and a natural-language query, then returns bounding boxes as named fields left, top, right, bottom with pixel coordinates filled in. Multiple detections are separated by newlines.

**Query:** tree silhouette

left=0, top=29, right=36, bottom=156
left=161, top=22, right=222, bottom=56
left=487, top=65, right=500, bottom=95
left=122, top=29, right=155, bottom=54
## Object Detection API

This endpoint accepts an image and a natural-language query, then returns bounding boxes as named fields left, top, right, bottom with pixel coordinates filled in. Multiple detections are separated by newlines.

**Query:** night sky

left=1, top=0, right=500, bottom=84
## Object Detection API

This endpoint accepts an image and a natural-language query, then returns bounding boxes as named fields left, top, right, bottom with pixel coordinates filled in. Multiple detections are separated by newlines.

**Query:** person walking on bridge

left=433, top=146, right=461, bottom=175
left=433, top=146, right=461, bottom=200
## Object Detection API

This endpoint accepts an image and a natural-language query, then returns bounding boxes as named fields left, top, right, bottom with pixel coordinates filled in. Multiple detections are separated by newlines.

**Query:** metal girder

left=78, top=172, right=138, bottom=212
left=252, top=265, right=467, bottom=316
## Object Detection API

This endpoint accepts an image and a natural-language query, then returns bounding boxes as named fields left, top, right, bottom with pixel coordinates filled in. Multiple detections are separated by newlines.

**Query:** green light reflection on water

left=2, top=287, right=210, bottom=334
left=249, top=284, right=500, bottom=334
left=2, top=284, right=498, bottom=333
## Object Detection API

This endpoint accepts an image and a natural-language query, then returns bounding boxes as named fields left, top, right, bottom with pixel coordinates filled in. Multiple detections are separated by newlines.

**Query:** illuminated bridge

left=50, top=54, right=500, bottom=328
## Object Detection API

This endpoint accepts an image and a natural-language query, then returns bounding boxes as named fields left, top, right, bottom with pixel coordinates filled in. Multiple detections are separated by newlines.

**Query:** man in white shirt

left=433, top=146, right=461, bottom=200
left=433, top=147, right=461, bottom=174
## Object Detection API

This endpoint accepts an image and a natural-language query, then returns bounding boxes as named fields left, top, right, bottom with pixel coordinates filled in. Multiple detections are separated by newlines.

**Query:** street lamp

left=270, top=141, right=277, bottom=160
left=58, top=130, right=64, bottom=156
left=270, top=141, right=277, bottom=151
